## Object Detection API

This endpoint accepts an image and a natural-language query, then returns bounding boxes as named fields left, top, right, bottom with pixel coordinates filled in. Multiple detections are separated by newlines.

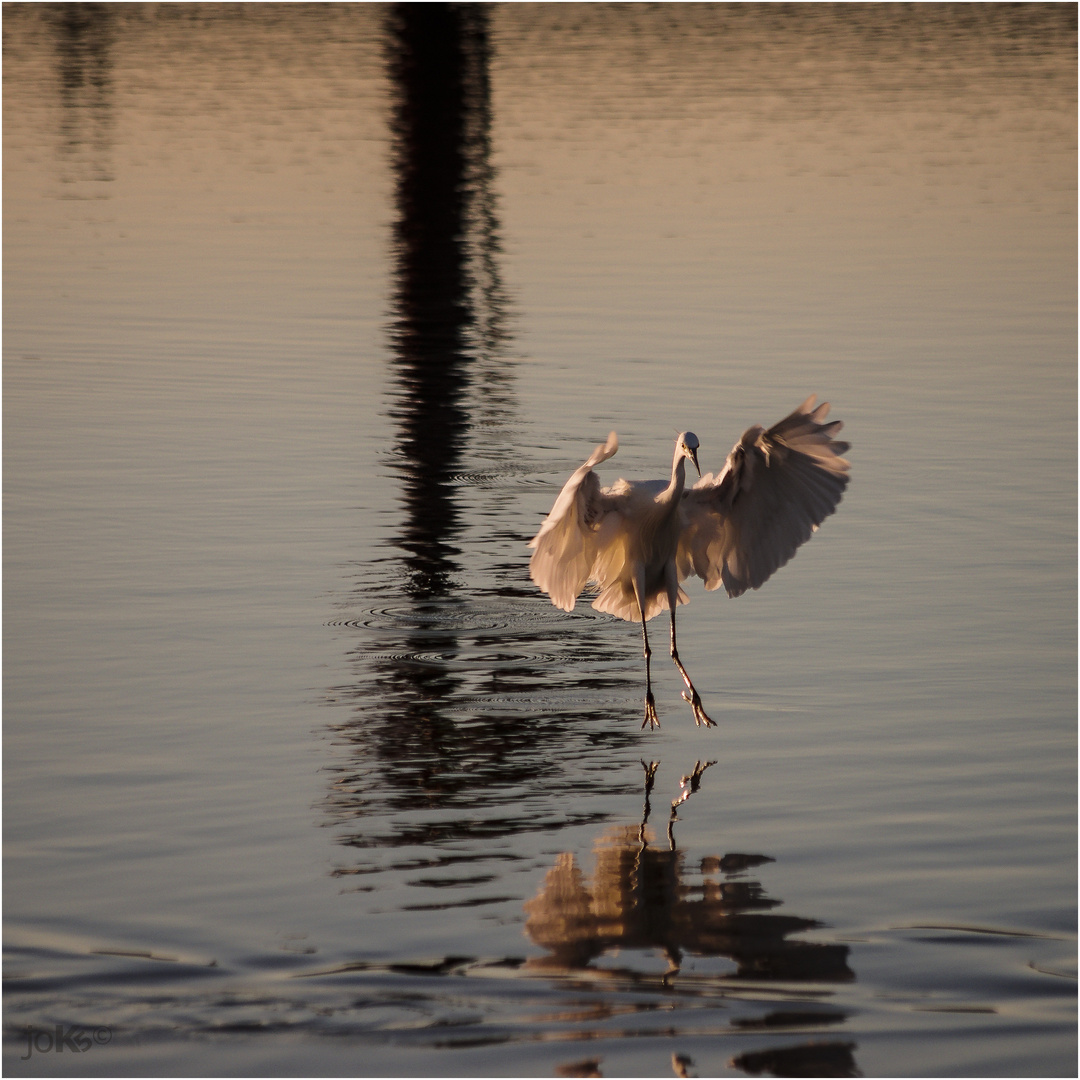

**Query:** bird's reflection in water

left=531, top=762, right=859, bottom=1079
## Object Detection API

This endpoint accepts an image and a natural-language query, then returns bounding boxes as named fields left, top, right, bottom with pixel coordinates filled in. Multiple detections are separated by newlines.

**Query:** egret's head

left=679, top=431, right=701, bottom=476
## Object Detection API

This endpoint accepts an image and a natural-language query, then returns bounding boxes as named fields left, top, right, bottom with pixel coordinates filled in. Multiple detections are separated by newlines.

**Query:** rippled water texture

left=4, top=4, right=1076, bottom=1077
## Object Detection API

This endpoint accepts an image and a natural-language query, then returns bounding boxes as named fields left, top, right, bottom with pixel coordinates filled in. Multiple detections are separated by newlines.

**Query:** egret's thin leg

left=669, top=608, right=716, bottom=728
left=635, top=583, right=660, bottom=730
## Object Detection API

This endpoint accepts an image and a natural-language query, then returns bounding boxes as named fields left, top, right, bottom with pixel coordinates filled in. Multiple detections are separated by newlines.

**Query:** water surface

left=4, top=4, right=1076, bottom=1076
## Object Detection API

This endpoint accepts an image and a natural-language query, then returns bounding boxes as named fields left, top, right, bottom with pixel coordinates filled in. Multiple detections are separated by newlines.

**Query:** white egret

left=528, top=395, right=850, bottom=729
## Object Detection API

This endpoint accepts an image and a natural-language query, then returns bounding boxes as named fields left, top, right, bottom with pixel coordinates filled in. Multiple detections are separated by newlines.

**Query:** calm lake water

left=4, top=4, right=1076, bottom=1076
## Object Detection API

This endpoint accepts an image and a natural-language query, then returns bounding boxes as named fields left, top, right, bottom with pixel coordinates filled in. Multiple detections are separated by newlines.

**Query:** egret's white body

left=529, top=395, right=851, bottom=728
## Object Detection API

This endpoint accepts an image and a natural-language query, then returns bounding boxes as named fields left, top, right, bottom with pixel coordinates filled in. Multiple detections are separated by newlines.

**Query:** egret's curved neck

left=662, top=452, right=687, bottom=504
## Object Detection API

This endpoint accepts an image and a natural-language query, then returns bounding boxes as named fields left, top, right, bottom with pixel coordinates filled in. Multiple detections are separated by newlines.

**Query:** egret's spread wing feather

left=679, top=396, right=850, bottom=598
left=529, top=432, right=619, bottom=611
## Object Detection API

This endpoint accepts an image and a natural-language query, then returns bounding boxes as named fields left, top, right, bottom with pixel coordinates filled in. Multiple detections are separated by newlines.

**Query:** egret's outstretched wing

left=679, top=396, right=850, bottom=598
left=529, top=432, right=619, bottom=611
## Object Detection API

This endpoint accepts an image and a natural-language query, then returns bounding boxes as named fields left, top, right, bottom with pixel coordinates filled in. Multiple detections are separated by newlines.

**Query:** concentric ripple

left=327, top=603, right=596, bottom=634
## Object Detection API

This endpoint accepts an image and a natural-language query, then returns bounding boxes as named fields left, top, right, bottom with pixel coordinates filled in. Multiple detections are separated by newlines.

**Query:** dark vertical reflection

left=386, top=1, right=481, bottom=600
left=53, top=2, right=114, bottom=185
left=324, top=5, right=638, bottom=867
left=341, top=4, right=494, bottom=823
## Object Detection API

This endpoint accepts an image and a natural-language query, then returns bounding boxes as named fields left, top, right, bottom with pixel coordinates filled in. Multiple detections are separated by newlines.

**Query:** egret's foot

left=641, top=693, right=660, bottom=730
left=681, top=689, right=716, bottom=728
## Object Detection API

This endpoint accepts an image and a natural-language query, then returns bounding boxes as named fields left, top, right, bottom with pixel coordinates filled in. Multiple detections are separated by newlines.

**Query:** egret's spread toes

left=681, top=689, right=716, bottom=728
left=642, top=695, right=661, bottom=730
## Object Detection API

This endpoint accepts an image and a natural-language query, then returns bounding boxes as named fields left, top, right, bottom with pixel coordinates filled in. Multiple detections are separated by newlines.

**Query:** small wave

left=326, top=605, right=595, bottom=634
left=446, top=471, right=504, bottom=486
left=350, top=649, right=564, bottom=667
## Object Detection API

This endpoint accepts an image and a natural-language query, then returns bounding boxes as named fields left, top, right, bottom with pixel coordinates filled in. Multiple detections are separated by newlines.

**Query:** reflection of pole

left=55, top=2, right=114, bottom=182
left=386, top=3, right=493, bottom=599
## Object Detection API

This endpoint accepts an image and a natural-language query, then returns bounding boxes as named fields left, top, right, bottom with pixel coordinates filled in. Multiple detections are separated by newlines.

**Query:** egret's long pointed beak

left=689, top=446, right=700, bottom=476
